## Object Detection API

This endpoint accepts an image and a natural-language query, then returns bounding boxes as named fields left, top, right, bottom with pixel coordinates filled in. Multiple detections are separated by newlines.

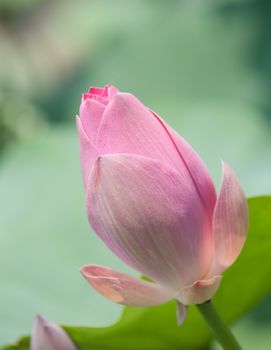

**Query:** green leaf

left=2, top=196, right=271, bottom=350
left=1, top=337, right=30, bottom=350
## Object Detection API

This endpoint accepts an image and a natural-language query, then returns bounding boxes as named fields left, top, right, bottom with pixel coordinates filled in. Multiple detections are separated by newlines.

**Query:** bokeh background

left=1, top=0, right=271, bottom=348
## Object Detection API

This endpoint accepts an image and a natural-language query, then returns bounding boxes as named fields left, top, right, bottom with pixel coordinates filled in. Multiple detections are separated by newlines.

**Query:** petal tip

left=80, top=265, right=97, bottom=279
left=35, top=314, right=46, bottom=326
left=32, top=315, right=77, bottom=350
left=176, top=302, right=187, bottom=326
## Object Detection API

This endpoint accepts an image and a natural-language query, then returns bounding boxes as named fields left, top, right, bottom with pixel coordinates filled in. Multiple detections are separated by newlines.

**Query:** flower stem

left=197, top=300, right=241, bottom=350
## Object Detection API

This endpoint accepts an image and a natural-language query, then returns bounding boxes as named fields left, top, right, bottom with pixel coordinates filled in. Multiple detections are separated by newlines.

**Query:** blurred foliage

left=216, top=0, right=271, bottom=122
left=1, top=0, right=271, bottom=348
left=0, top=89, right=47, bottom=152
left=2, top=197, right=271, bottom=350
left=0, top=0, right=41, bottom=19
left=1, top=0, right=271, bottom=132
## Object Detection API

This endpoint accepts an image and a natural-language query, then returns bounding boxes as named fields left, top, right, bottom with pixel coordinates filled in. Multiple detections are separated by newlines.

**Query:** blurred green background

left=1, top=0, right=271, bottom=348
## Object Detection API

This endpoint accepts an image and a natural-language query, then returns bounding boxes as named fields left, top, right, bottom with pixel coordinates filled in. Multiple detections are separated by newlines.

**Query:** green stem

left=197, top=301, right=242, bottom=350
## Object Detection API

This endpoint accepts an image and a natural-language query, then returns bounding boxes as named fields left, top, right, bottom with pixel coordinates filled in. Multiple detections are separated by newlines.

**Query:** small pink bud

left=76, top=85, right=249, bottom=321
left=31, top=315, right=76, bottom=350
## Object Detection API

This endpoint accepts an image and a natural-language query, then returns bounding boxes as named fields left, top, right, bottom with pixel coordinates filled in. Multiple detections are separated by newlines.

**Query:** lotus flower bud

left=31, top=315, right=76, bottom=350
left=76, top=85, right=248, bottom=321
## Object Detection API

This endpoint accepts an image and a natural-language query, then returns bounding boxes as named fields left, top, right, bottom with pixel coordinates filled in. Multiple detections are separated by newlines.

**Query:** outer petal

left=76, top=116, right=99, bottom=188
left=81, top=265, right=174, bottom=306
left=79, top=99, right=105, bottom=144
left=31, top=315, right=76, bottom=350
left=87, top=154, right=212, bottom=290
left=106, top=85, right=119, bottom=98
left=96, top=94, right=198, bottom=179
left=209, top=162, right=249, bottom=276
left=96, top=93, right=214, bottom=229
left=163, top=119, right=217, bottom=223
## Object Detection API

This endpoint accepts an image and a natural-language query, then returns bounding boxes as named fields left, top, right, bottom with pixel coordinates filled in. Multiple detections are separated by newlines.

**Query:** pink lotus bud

left=76, top=85, right=248, bottom=318
left=31, top=315, right=76, bottom=350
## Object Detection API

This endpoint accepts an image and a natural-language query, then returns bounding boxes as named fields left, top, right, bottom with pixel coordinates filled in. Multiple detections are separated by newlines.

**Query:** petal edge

left=209, top=162, right=249, bottom=276
left=81, top=265, right=173, bottom=307
left=87, top=154, right=212, bottom=290
left=76, top=116, right=99, bottom=189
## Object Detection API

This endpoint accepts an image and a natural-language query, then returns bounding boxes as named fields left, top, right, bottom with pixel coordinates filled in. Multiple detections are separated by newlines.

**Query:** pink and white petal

left=159, top=116, right=217, bottom=222
left=76, top=116, right=99, bottom=189
left=209, top=162, right=249, bottom=276
left=175, top=276, right=221, bottom=305
left=31, top=315, right=76, bottom=350
left=81, top=265, right=173, bottom=307
left=87, top=154, right=212, bottom=290
left=79, top=99, right=106, bottom=144
left=96, top=94, right=199, bottom=181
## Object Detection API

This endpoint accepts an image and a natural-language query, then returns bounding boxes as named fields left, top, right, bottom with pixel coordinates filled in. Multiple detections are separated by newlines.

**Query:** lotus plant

left=76, top=85, right=248, bottom=347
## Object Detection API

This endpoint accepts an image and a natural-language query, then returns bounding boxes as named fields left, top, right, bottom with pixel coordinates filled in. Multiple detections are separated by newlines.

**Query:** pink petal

left=88, top=87, right=106, bottom=96
left=79, top=99, right=106, bottom=144
left=80, top=85, right=119, bottom=143
left=87, top=154, right=212, bottom=290
left=82, top=94, right=108, bottom=105
left=160, top=117, right=217, bottom=223
left=31, top=315, right=76, bottom=350
left=209, top=162, right=249, bottom=276
left=175, top=276, right=221, bottom=305
left=106, top=85, right=119, bottom=98
left=81, top=265, right=173, bottom=306
left=76, top=116, right=99, bottom=188
left=96, top=93, right=214, bottom=229
left=88, top=85, right=118, bottom=98
left=96, top=93, right=192, bottom=176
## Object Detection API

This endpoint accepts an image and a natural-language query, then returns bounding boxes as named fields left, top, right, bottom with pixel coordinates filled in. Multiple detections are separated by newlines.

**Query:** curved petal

left=96, top=94, right=197, bottom=178
left=76, top=116, right=99, bottom=188
left=87, top=154, right=212, bottom=290
left=79, top=99, right=106, bottom=144
left=31, top=315, right=76, bottom=350
left=81, top=265, right=173, bottom=306
left=106, top=85, right=119, bottom=98
left=209, top=162, right=249, bottom=276
left=96, top=93, right=214, bottom=229
left=175, top=276, right=221, bottom=305
left=158, top=116, right=217, bottom=223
